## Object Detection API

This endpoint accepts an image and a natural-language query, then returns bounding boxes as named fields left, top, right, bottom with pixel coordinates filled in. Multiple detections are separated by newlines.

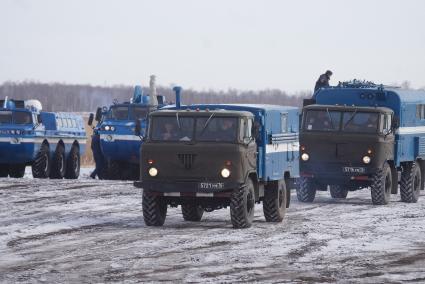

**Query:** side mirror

left=88, top=113, right=94, bottom=126
left=135, top=119, right=142, bottom=137
left=37, top=114, right=42, bottom=124
left=392, top=116, right=400, bottom=129
left=95, top=107, right=102, bottom=121
left=252, top=123, right=260, bottom=140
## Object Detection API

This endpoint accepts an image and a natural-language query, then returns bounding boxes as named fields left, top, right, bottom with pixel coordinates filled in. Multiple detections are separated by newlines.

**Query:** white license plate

left=343, top=167, right=365, bottom=173
left=198, top=182, right=224, bottom=190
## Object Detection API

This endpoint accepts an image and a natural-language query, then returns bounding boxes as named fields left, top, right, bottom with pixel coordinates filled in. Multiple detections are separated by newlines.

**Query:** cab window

left=281, top=114, right=287, bottom=133
left=110, top=106, right=129, bottom=120
left=14, top=112, right=32, bottom=124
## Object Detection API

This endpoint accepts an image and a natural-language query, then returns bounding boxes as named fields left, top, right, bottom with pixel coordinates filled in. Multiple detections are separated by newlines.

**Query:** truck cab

left=89, top=84, right=165, bottom=180
left=135, top=89, right=299, bottom=228
left=299, top=81, right=425, bottom=204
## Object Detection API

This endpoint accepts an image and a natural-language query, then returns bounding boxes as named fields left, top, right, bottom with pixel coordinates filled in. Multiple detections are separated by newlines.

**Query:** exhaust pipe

left=149, top=75, right=158, bottom=107
left=173, top=86, right=182, bottom=109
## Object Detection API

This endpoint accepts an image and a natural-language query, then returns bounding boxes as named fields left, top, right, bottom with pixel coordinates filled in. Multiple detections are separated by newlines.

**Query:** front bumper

left=0, top=141, right=36, bottom=164
left=134, top=179, right=241, bottom=194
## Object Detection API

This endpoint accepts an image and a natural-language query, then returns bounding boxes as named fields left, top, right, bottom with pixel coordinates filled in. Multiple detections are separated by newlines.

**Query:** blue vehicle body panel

left=0, top=105, right=86, bottom=165
left=315, top=87, right=425, bottom=166
left=95, top=87, right=166, bottom=165
left=166, top=103, right=300, bottom=182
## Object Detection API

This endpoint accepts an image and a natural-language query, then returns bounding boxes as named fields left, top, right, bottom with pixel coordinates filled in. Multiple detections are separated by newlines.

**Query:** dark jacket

left=314, top=73, right=330, bottom=92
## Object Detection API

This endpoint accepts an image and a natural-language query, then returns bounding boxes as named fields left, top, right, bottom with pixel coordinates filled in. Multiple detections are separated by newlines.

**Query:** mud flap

left=391, top=166, right=398, bottom=194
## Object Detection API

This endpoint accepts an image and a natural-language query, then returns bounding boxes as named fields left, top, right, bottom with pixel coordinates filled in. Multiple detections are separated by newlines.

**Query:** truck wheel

left=9, top=164, right=26, bottom=178
left=181, top=204, right=204, bottom=221
left=400, top=161, right=421, bottom=203
left=263, top=179, right=287, bottom=222
left=108, top=160, right=122, bottom=180
left=143, top=192, right=167, bottom=226
left=230, top=178, right=255, bottom=229
left=65, top=145, right=80, bottom=179
left=50, top=144, right=66, bottom=179
left=32, top=143, right=50, bottom=178
left=329, top=185, right=348, bottom=199
left=0, top=164, right=9, bottom=177
left=371, top=162, right=392, bottom=205
left=297, top=177, right=317, bottom=202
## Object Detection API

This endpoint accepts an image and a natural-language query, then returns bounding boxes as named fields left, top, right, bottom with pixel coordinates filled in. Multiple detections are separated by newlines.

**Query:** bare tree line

left=0, top=81, right=310, bottom=112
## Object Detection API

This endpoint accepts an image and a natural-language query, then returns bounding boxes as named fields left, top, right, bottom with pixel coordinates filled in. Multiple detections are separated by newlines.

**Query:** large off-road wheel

left=181, top=203, right=204, bottom=221
left=142, top=191, right=167, bottom=226
left=297, top=177, right=317, bottom=202
left=371, top=162, right=392, bottom=205
left=0, top=164, right=9, bottom=177
left=263, top=179, right=287, bottom=222
left=50, top=144, right=66, bottom=179
left=107, top=160, right=122, bottom=180
left=230, top=178, right=255, bottom=229
left=65, top=145, right=80, bottom=179
left=329, top=185, right=348, bottom=199
left=32, top=143, right=50, bottom=178
left=400, top=161, right=421, bottom=203
left=9, top=164, right=26, bottom=178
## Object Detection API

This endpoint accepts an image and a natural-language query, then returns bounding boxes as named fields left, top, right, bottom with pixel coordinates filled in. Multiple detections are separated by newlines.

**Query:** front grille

left=178, top=154, right=196, bottom=170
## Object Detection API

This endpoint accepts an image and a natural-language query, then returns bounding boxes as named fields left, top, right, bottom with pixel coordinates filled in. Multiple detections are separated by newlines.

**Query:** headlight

left=104, top=125, right=110, bottom=131
left=221, top=168, right=230, bottom=178
left=148, top=167, right=158, bottom=177
left=301, top=153, right=310, bottom=161
left=110, top=126, right=115, bottom=131
left=15, top=130, right=21, bottom=135
left=10, top=130, right=16, bottom=135
left=362, top=156, right=371, bottom=164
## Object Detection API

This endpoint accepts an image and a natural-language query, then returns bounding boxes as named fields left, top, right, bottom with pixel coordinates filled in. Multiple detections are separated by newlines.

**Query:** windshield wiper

left=326, top=108, right=335, bottom=130
left=199, top=113, right=215, bottom=136
left=343, top=109, right=358, bottom=129
left=176, top=112, right=181, bottom=129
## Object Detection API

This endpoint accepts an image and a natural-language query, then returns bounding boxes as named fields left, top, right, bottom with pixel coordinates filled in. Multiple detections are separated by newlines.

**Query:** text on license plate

left=198, top=182, right=224, bottom=190
left=343, top=167, right=365, bottom=173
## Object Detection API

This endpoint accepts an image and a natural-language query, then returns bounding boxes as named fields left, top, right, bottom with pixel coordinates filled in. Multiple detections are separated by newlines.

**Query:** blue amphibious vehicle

left=0, top=98, right=86, bottom=179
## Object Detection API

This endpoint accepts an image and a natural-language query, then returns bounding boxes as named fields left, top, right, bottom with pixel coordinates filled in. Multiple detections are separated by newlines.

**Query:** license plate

left=342, top=167, right=365, bottom=173
left=198, top=182, right=225, bottom=190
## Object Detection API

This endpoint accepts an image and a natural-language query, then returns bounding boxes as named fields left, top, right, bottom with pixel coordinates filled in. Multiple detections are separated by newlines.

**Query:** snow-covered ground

left=1, top=168, right=425, bottom=283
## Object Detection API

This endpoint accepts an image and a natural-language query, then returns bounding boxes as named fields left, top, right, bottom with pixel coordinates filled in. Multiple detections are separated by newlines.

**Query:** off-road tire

left=297, top=177, right=317, bottom=202
left=263, top=179, right=287, bottom=222
left=32, top=143, right=50, bottom=178
left=371, top=162, right=392, bottom=205
left=9, top=164, right=26, bottom=178
left=330, top=185, right=348, bottom=199
left=50, top=144, right=66, bottom=179
left=230, top=178, right=255, bottom=229
left=107, top=160, right=122, bottom=180
left=181, top=204, right=204, bottom=221
left=0, top=164, right=9, bottom=177
left=65, top=145, right=80, bottom=179
left=143, top=191, right=167, bottom=226
left=400, top=161, right=421, bottom=203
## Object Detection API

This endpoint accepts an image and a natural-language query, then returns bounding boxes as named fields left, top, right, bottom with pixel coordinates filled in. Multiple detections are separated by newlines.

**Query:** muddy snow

left=1, top=168, right=425, bottom=283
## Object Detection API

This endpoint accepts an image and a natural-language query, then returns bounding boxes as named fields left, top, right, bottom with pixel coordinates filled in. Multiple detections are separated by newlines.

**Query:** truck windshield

left=0, top=111, right=32, bottom=124
left=304, top=110, right=340, bottom=131
left=133, top=107, right=148, bottom=120
left=342, top=112, right=379, bottom=133
left=304, top=110, right=380, bottom=133
left=109, top=106, right=129, bottom=120
left=150, top=116, right=238, bottom=142
left=0, top=111, right=12, bottom=124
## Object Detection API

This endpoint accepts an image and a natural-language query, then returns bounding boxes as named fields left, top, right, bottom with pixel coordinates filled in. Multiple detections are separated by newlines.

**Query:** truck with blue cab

left=135, top=87, right=299, bottom=228
left=88, top=77, right=166, bottom=180
left=0, top=98, right=86, bottom=179
left=299, top=80, right=425, bottom=204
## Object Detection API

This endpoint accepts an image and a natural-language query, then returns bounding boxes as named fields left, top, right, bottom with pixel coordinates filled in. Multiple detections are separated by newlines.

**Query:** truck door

left=241, top=118, right=257, bottom=171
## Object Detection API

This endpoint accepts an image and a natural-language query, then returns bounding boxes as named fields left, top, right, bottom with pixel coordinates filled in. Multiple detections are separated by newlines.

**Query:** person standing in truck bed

left=314, top=70, right=333, bottom=92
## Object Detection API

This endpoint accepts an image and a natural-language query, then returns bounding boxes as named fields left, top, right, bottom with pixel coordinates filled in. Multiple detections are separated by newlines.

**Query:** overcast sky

left=1, top=0, right=424, bottom=93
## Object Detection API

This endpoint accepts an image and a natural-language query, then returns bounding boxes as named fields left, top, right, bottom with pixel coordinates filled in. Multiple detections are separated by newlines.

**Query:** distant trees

left=0, top=81, right=310, bottom=112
